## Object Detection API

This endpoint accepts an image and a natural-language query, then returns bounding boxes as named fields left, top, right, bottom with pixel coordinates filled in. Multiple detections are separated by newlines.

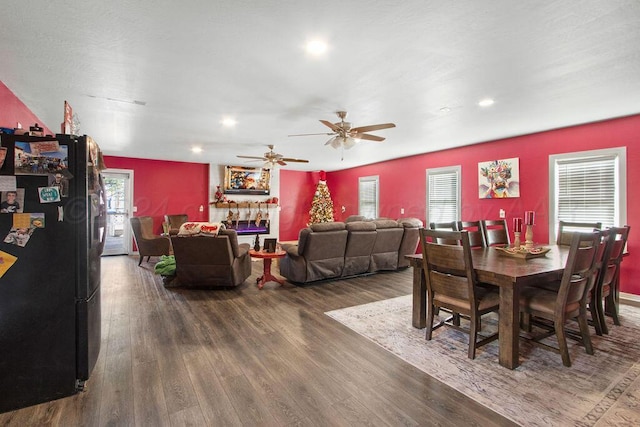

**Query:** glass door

left=102, top=170, right=133, bottom=256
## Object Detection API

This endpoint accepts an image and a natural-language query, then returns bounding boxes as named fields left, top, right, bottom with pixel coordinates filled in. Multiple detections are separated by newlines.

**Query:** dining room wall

left=287, top=114, right=640, bottom=295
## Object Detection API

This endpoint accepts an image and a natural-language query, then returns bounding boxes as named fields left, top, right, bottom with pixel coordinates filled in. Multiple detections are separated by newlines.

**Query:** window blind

left=427, top=168, right=460, bottom=224
left=358, top=176, right=378, bottom=218
left=556, top=155, right=616, bottom=228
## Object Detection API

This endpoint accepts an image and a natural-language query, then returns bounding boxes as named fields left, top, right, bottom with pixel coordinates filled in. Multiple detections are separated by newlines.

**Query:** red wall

left=0, top=81, right=53, bottom=135
left=103, top=156, right=209, bottom=234
left=282, top=115, right=640, bottom=294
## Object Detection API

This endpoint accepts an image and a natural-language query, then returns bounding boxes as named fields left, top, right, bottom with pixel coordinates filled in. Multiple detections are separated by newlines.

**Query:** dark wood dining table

left=406, top=244, right=570, bottom=369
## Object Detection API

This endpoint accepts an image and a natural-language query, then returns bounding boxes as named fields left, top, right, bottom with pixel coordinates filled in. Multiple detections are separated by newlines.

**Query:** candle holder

left=513, top=231, right=521, bottom=249
left=524, top=224, right=534, bottom=249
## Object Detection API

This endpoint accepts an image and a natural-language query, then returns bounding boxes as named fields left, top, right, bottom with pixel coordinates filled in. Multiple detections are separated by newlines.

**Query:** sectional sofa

left=279, top=217, right=423, bottom=284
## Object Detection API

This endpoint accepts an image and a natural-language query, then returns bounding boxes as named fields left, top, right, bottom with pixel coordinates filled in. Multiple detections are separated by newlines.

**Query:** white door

left=102, top=169, right=134, bottom=256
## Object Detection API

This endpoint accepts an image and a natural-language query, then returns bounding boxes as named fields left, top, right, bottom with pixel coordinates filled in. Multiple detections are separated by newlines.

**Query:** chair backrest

left=130, top=216, right=156, bottom=241
left=480, top=219, right=510, bottom=247
left=429, top=221, right=459, bottom=245
left=457, top=221, right=486, bottom=248
left=419, top=229, right=478, bottom=308
left=556, top=220, right=602, bottom=246
left=164, top=214, right=189, bottom=235
left=556, top=231, right=601, bottom=316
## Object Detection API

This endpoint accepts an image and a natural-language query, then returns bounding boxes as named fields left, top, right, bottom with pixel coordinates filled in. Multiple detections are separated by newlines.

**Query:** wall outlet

left=133, top=206, right=138, bottom=212
left=400, top=208, right=405, bottom=214
left=499, top=209, right=505, bottom=218
left=199, top=205, right=204, bottom=212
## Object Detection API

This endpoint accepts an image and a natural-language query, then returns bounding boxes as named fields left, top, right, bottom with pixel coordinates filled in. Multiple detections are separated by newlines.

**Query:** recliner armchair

left=170, top=229, right=251, bottom=287
left=129, top=216, right=171, bottom=266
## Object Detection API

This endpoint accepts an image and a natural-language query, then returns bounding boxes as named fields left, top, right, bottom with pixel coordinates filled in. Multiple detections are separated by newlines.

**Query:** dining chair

left=457, top=221, right=486, bottom=248
left=519, top=230, right=601, bottom=367
left=429, top=221, right=459, bottom=245
left=597, top=225, right=630, bottom=333
left=556, top=220, right=602, bottom=246
left=480, top=219, right=510, bottom=247
left=419, top=228, right=500, bottom=359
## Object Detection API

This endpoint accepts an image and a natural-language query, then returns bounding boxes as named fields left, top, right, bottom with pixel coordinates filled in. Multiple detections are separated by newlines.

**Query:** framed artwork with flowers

left=478, top=157, right=520, bottom=198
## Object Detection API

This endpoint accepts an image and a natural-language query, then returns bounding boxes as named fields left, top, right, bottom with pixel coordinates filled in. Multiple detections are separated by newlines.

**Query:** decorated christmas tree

left=308, top=171, right=335, bottom=224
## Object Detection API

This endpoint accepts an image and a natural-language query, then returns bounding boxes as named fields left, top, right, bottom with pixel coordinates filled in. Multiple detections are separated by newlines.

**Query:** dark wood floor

left=0, top=256, right=516, bottom=426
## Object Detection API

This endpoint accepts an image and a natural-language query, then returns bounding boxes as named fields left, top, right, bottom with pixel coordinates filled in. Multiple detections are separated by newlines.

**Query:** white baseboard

left=620, top=292, right=640, bottom=307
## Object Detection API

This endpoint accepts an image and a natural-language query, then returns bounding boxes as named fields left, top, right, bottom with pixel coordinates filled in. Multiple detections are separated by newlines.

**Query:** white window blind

left=358, top=176, right=379, bottom=219
left=426, top=166, right=460, bottom=224
left=549, top=147, right=626, bottom=242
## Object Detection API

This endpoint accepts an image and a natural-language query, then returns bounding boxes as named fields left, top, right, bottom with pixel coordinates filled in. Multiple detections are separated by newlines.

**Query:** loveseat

left=279, top=217, right=423, bottom=284
left=169, top=228, right=251, bottom=287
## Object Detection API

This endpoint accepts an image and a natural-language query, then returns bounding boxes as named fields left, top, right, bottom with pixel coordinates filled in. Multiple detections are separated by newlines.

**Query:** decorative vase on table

left=253, top=234, right=261, bottom=252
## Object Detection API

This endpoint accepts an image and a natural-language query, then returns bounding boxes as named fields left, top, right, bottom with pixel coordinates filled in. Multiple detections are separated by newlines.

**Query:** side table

left=249, top=249, right=286, bottom=289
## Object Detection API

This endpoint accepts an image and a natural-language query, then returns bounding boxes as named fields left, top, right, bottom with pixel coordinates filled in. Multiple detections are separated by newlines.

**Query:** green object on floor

left=154, top=255, right=176, bottom=276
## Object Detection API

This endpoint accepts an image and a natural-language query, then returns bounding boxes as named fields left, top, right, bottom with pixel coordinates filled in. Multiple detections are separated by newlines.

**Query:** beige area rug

left=326, top=296, right=640, bottom=426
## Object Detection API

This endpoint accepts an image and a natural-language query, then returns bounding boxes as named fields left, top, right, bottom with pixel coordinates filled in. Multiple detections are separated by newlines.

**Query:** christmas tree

left=308, top=171, right=335, bottom=224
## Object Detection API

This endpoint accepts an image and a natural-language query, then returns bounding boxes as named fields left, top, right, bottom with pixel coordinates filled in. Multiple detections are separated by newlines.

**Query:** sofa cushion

left=346, top=221, right=376, bottom=232
left=310, top=222, right=346, bottom=232
left=398, top=217, right=424, bottom=228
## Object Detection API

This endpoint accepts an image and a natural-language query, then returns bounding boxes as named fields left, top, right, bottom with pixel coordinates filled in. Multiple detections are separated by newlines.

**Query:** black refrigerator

left=0, top=133, right=105, bottom=413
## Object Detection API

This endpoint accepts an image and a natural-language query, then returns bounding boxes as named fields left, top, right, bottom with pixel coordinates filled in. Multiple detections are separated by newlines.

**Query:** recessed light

left=221, top=117, right=237, bottom=127
left=439, top=107, right=451, bottom=113
left=191, top=146, right=203, bottom=153
left=478, top=98, right=495, bottom=107
left=306, top=39, right=328, bottom=56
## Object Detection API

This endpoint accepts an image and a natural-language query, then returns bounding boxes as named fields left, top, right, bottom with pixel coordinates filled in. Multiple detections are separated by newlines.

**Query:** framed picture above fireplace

left=224, top=165, right=270, bottom=195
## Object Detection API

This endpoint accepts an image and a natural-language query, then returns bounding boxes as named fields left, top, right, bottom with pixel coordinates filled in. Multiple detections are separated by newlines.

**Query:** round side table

left=249, top=249, right=286, bottom=289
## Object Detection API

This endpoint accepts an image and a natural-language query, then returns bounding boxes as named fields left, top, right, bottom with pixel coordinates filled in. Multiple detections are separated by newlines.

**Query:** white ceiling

left=2, top=1, right=640, bottom=172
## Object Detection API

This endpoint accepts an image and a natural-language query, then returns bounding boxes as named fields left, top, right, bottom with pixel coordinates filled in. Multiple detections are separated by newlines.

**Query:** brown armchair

left=164, top=214, right=189, bottom=236
left=170, top=229, right=251, bottom=287
left=129, top=216, right=171, bottom=266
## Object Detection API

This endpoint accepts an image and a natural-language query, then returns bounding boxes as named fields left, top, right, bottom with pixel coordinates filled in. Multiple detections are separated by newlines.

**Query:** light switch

left=199, top=205, right=204, bottom=212
left=400, top=208, right=405, bottom=214
left=499, top=209, right=505, bottom=218
left=133, top=206, right=138, bottom=212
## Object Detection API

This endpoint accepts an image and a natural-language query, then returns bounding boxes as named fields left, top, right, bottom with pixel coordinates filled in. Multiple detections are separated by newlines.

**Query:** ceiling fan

left=237, top=144, right=309, bottom=167
left=289, top=111, right=396, bottom=150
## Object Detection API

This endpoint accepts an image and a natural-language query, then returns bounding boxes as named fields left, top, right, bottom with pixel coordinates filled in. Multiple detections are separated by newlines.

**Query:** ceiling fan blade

left=351, top=123, right=396, bottom=133
left=277, top=160, right=287, bottom=166
left=237, top=155, right=267, bottom=160
left=319, top=120, right=342, bottom=132
left=288, top=132, right=335, bottom=137
left=281, top=157, right=309, bottom=163
left=352, top=133, right=385, bottom=142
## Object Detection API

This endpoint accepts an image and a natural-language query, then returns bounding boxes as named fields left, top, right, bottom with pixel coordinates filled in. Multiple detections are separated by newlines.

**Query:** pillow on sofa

left=178, top=222, right=225, bottom=236
left=397, top=217, right=424, bottom=228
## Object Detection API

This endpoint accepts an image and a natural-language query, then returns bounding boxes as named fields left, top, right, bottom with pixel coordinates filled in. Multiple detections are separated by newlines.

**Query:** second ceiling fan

left=290, top=111, right=396, bottom=150
left=237, top=145, right=309, bottom=167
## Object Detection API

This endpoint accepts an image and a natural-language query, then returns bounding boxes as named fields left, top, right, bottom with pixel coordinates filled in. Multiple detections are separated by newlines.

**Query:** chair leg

left=146, top=255, right=151, bottom=262
left=589, top=296, right=604, bottom=336
left=426, top=301, right=435, bottom=341
left=577, top=310, right=594, bottom=355
left=605, top=292, right=621, bottom=327
left=555, top=321, right=571, bottom=367
left=468, top=314, right=479, bottom=359
left=138, top=255, right=143, bottom=266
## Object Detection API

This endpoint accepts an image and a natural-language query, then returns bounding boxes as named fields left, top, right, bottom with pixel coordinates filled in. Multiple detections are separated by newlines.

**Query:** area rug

left=326, top=296, right=640, bottom=426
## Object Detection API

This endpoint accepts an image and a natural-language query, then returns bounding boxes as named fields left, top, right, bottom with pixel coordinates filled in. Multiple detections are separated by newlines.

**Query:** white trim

left=102, top=168, right=134, bottom=255
left=621, top=292, right=640, bottom=308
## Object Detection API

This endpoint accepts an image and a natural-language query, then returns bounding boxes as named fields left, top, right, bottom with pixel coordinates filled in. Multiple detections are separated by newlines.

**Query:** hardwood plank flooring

left=0, top=256, right=517, bottom=426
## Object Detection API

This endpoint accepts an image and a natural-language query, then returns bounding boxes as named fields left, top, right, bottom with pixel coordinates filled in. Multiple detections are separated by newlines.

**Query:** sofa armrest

left=237, top=242, right=250, bottom=257
left=283, top=244, right=299, bottom=255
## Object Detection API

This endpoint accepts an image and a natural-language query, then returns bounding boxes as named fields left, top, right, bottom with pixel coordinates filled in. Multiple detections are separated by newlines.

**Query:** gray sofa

left=279, top=218, right=423, bottom=284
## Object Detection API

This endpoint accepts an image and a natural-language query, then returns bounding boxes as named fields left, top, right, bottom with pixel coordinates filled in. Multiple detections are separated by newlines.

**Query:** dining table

left=406, top=244, right=570, bottom=370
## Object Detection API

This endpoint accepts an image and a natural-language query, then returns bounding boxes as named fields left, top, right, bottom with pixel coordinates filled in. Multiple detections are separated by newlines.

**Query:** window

left=549, top=147, right=626, bottom=242
left=426, top=166, right=461, bottom=225
left=358, top=176, right=379, bottom=219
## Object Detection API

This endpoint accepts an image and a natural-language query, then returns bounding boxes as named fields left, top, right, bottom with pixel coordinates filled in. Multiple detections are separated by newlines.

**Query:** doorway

left=102, top=169, right=134, bottom=256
